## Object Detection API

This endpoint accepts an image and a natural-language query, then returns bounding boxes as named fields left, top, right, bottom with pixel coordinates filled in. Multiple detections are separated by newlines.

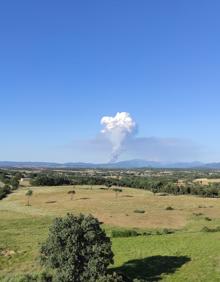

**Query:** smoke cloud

left=101, top=112, right=136, bottom=162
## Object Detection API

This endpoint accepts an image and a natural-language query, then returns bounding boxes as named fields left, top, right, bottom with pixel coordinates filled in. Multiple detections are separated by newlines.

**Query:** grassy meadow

left=1, top=185, right=220, bottom=281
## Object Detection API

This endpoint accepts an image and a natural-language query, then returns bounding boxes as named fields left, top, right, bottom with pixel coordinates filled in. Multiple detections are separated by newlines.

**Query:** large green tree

left=40, top=213, right=114, bottom=282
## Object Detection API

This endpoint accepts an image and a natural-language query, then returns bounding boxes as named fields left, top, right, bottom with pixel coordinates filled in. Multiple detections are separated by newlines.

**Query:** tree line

left=30, top=173, right=220, bottom=198
left=0, top=171, right=20, bottom=200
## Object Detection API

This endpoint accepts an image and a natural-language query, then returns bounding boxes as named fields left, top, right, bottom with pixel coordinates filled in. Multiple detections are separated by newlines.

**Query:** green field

left=1, top=186, right=220, bottom=281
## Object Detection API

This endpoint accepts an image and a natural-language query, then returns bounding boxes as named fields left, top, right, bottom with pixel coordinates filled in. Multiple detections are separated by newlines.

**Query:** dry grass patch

left=2, top=185, right=220, bottom=229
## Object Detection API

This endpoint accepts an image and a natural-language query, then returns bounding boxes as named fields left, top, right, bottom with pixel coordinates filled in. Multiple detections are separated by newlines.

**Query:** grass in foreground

left=1, top=186, right=220, bottom=281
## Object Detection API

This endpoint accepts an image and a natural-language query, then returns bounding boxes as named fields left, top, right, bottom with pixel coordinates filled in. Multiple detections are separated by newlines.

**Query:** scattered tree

left=106, top=183, right=112, bottom=190
left=25, top=189, right=33, bottom=206
left=113, top=188, right=122, bottom=199
left=68, top=189, right=76, bottom=200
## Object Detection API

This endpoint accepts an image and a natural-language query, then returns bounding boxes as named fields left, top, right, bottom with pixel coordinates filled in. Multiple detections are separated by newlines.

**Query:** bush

left=0, top=185, right=11, bottom=200
left=165, top=206, right=174, bottom=210
left=161, top=228, right=175, bottom=234
left=204, top=217, right=212, bottom=221
left=201, top=226, right=210, bottom=232
left=142, top=231, right=153, bottom=236
left=193, top=212, right=203, bottom=216
left=111, top=229, right=139, bottom=238
left=40, top=213, right=114, bottom=282
left=201, top=226, right=220, bottom=232
left=155, top=229, right=175, bottom=235
left=134, top=209, right=145, bottom=214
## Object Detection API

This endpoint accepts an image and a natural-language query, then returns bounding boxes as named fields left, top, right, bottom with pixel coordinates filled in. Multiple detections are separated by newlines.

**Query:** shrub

left=201, top=226, right=220, bottom=232
left=193, top=212, right=203, bottom=216
left=0, top=185, right=11, bottom=200
left=40, top=213, right=113, bottom=282
left=142, top=231, right=153, bottom=236
left=100, top=187, right=108, bottom=190
left=161, top=228, right=175, bottom=234
left=155, top=229, right=175, bottom=235
left=111, top=229, right=139, bottom=238
left=204, top=217, right=212, bottom=221
left=201, top=226, right=212, bottom=232
left=134, top=209, right=145, bottom=214
left=165, top=206, right=174, bottom=210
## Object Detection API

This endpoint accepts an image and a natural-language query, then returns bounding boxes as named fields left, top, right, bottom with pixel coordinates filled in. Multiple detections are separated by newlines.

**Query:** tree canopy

left=40, top=213, right=114, bottom=282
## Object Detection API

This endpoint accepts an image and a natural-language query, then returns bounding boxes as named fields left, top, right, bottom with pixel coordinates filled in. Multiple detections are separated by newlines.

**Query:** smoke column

left=101, top=112, right=136, bottom=162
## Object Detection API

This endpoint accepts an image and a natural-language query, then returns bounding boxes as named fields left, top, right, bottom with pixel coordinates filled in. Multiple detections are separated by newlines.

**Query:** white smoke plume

left=101, top=112, right=137, bottom=162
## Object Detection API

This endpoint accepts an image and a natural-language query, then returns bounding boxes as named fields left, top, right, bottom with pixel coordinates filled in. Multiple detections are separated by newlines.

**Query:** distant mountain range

left=0, top=159, right=220, bottom=169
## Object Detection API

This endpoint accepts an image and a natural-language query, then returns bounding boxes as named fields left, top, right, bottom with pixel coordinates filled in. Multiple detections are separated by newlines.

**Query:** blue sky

left=1, top=0, right=220, bottom=163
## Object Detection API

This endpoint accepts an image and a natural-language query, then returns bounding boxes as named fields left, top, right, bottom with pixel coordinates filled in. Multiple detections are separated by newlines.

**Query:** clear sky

left=1, top=0, right=220, bottom=163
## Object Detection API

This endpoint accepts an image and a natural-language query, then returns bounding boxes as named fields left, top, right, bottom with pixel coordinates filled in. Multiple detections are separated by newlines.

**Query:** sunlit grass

left=1, top=185, right=220, bottom=281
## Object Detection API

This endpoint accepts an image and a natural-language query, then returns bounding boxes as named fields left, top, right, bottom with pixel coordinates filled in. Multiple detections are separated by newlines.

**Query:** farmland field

left=1, top=185, right=220, bottom=281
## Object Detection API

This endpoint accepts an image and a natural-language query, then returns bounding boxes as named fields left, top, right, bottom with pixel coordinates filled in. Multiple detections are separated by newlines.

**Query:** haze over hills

left=0, top=159, right=218, bottom=169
